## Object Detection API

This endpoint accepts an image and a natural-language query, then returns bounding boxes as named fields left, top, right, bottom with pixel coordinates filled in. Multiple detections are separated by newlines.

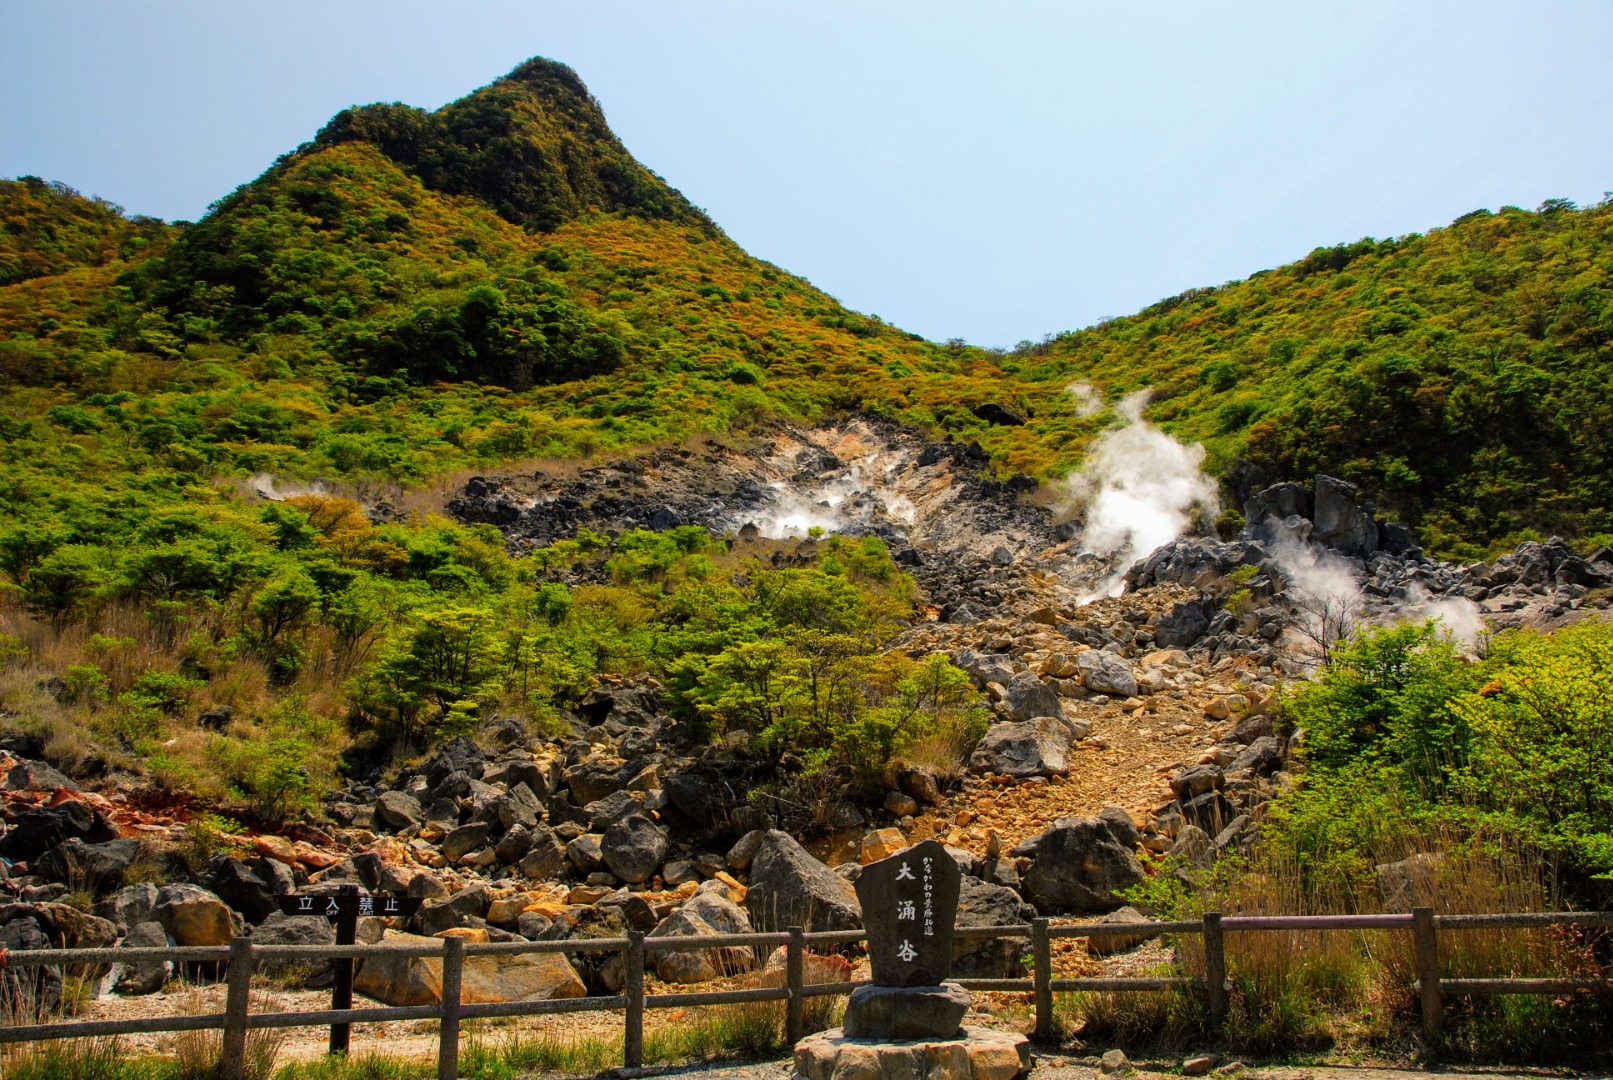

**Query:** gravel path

left=595, top=1059, right=1595, bottom=1080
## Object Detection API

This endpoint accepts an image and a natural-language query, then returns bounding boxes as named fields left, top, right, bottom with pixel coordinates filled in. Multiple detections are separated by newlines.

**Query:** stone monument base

left=843, top=982, right=972, bottom=1039
left=793, top=1025, right=1032, bottom=1080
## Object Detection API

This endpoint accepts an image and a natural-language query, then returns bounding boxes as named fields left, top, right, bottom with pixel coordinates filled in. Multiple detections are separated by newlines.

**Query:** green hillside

left=1009, top=199, right=1613, bottom=558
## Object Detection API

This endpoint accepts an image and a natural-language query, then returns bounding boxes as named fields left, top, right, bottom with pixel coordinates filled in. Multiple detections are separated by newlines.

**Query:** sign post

left=275, top=888, right=424, bottom=1056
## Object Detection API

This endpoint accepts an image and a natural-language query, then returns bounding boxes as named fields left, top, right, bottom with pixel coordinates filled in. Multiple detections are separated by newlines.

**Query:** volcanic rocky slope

left=3, top=424, right=1609, bottom=1009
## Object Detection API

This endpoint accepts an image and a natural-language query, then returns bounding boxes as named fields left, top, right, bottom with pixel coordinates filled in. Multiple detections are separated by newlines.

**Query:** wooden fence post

left=1413, top=906, right=1442, bottom=1040
left=1032, top=917, right=1053, bottom=1041
left=438, top=936, right=464, bottom=1080
left=786, top=926, right=806, bottom=1046
left=219, top=937, right=253, bottom=1080
left=624, top=930, right=646, bottom=1069
left=1202, top=911, right=1227, bottom=1029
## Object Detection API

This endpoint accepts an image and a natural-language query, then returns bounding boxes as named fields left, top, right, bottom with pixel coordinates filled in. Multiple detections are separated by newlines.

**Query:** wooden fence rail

left=1, top=908, right=1610, bottom=1078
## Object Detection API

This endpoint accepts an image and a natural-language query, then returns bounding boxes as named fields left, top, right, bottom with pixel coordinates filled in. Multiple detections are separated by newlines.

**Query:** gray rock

left=494, top=824, right=533, bottom=865
left=424, top=736, right=486, bottom=788
left=1169, top=764, right=1225, bottom=800
left=842, top=982, right=971, bottom=1039
left=566, top=834, right=606, bottom=874
left=251, top=912, right=335, bottom=979
left=497, top=783, right=542, bottom=831
left=1020, top=818, right=1145, bottom=914
left=35, top=837, right=141, bottom=889
left=1097, top=807, right=1139, bottom=850
left=1180, top=791, right=1236, bottom=835
left=441, top=823, right=490, bottom=864
left=1086, top=905, right=1156, bottom=955
left=1227, top=736, right=1284, bottom=776
left=647, top=892, right=755, bottom=983
left=953, top=875, right=1034, bottom=978
left=725, top=829, right=766, bottom=871
left=746, top=830, right=861, bottom=933
left=1170, top=825, right=1214, bottom=870
left=584, top=790, right=643, bottom=832
left=97, top=882, right=159, bottom=933
left=518, top=827, right=567, bottom=880
left=1241, top=482, right=1313, bottom=538
left=969, top=718, right=1070, bottom=777
left=1313, top=474, right=1378, bottom=555
left=1076, top=651, right=1137, bottom=698
left=563, top=757, right=630, bottom=807
left=1153, top=598, right=1211, bottom=649
left=1001, top=671, right=1065, bottom=723
left=5, top=759, right=79, bottom=792
left=954, top=648, right=1015, bottom=689
left=113, top=920, right=171, bottom=995
left=1375, top=852, right=1444, bottom=912
left=375, top=790, right=423, bottom=831
left=600, top=814, right=668, bottom=885
left=207, top=855, right=276, bottom=924
left=417, top=883, right=489, bottom=936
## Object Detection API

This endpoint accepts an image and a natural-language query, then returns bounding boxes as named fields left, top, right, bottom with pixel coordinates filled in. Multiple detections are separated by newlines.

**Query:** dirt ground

left=602, top=1060, right=1599, bottom=1080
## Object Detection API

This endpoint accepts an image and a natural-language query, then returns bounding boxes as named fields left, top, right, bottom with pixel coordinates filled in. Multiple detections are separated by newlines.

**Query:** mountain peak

left=312, top=55, right=708, bottom=233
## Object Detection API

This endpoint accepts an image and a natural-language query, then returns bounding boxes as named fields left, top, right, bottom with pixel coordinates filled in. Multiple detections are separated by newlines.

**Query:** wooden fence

left=1, top=908, right=1610, bottom=1079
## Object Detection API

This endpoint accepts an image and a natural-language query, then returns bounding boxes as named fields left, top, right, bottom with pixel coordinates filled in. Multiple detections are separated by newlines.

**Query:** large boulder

left=746, top=831, right=861, bottom=933
left=154, top=884, right=241, bottom=946
left=1227, top=736, right=1284, bottom=776
left=1241, top=482, right=1313, bottom=541
left=34, top=837, right=141, bottom=890
left=375, top=790, right=423, bottom=831
left=5, top=759, right=79, bottom=792
left=661, top=768, right=725, bottom=830
left=355, top=929, right=585, bottom=1005
left=585, top=790, right=644, bottom=832
left=97, top=882, right=159, bottom=933
left=424, top=737, right=486, bottom=788
left=1017, top=818, right=1145, bottom=914
left=1001, top=672, right=1065, bottom=723
left=1153, top=598, right=1212, bottom=649
left=251, top=911, right=336, bottom=979
left=497, top=783, right=543, bottom=831
left=953, top=648, right=1015, bottom=690
left=518, top=827, right=567, bottom=880
left=1076, top=651, right=1137, bottom=698
left=563, top=757, right=631, bottom=807
left=1312, top=474, right=1378, bottom=556
left=207, top=856, right=276, bottom=924
left=1085, top=905, right=1157, bottom=955
left=648, top=891, right=756, bottom=983
left=440, top=823, right=490, bottom=864
left=952, top=876, right=1036, bottom=978
left=0, top=907, right=61, bottom=1014
left=113, top=920, right=171, bottom=995
left=600, top=814, right=668, bottom=885
left=969, top=718, right=1071, bottom=778
left=417, top=883, right=490, bottom=936
left=0, top=801, right=116, bottom=861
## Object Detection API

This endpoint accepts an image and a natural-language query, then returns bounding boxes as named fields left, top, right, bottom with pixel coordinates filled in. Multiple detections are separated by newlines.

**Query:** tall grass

left=1062, top=827, right=1612, bottom=1064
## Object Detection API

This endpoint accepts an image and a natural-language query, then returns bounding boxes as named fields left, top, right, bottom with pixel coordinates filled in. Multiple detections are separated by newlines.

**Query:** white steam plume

left=1268, top=534, right=1486, bottom=656
left=1067, top=381, right=1104, bottom=417
left=251, top=473, right=328, bottom=501
left=1065, top=391, right=1220, bottom=601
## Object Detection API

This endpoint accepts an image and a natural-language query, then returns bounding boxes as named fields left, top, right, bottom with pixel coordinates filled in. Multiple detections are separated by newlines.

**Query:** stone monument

left=792, top=839, right=1031, bottom=1080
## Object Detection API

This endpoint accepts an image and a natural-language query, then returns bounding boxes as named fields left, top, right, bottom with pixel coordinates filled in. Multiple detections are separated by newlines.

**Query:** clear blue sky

left=4, top=1, right=1610, bottom=347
